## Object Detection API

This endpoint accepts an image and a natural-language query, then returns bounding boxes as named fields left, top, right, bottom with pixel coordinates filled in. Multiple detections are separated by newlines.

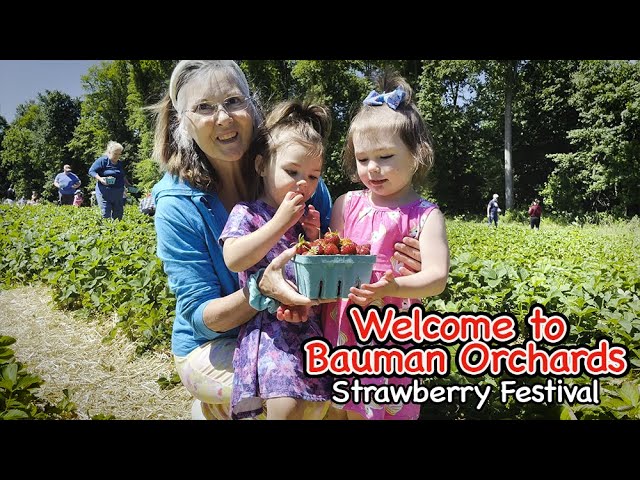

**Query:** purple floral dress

left=220, top=200, right=332, bottom=419
left=322, top=190, right=437, bottom=420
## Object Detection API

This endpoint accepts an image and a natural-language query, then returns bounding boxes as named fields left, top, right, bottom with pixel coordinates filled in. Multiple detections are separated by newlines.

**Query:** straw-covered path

left=0, top=285, right=192, bottom=419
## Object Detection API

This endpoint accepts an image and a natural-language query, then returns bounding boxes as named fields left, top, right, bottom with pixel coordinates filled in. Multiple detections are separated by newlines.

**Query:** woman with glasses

left=150, top=60, right=424, bottom=420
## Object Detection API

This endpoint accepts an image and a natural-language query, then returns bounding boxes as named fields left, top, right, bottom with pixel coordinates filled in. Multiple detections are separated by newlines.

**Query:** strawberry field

left=1, top=203, right=638, bottom=419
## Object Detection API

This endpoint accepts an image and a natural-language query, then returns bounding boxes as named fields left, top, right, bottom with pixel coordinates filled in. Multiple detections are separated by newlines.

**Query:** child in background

left=219, top=100, right=333, bottom=420
left=322, top=75, right=450, bottom=420
left=73, top=190, right=84, bottom=207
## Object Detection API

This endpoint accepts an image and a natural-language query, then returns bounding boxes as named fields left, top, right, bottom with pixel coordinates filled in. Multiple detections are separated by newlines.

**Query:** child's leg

left=325, top=405, right=348, bottom=420
left=346, top=410, right=367, bottom=420
left=266, top=398, right=329, bottom=420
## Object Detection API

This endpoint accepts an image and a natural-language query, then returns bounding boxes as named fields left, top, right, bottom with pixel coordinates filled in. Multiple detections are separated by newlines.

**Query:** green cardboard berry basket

left=292, top=254, right=376, bottom=299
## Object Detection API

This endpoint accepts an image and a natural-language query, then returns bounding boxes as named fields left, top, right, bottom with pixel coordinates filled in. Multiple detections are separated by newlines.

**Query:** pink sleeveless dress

left=322, top=190, right=437, bottom=420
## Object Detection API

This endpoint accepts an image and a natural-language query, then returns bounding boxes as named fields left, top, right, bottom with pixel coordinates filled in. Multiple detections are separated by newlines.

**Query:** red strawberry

left=356, top=244, right=371, bottom=255
left=323, top=229, right=341, bottom=246
left=339, top=237, right=354, bottom=247
left=294, top=234, right=311, bottom=255
left=340, top=242, right=357, bottom=255
left=323, top=243, right=340, bottom=255
left=308, top=240, right=325, bottom=255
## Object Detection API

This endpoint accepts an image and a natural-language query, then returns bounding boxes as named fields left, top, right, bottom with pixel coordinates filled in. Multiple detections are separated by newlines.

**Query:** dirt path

left=0, top=286, right=192, bottom=419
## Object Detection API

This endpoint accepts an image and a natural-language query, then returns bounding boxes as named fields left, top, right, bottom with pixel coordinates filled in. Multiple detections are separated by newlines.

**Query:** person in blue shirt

left=53, top=164, right=81, bottom=205
left=89, top=141, right=131, bottom=220
left=151, top=60, right=425, bottom=420
left=487, top=193, right=501, bottom=227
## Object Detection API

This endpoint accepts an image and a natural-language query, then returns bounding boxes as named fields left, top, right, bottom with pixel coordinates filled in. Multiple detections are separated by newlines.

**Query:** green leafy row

left=423, top=219, right=640, bottom=419
left=0, top=204, right=175, bottom=353
left=1, top=204, right=638, bottom=419
left=0, top=336, right=77, bottom=419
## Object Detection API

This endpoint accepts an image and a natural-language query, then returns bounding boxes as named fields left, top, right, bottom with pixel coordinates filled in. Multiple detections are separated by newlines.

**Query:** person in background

left=139, top=192, right=156, bottom=216
left=89, top=141, right=131, bottom=220
left=528, top=198, right=542, bottom=229
left=6, top=185, right=16, bottom=201
left=54, top=164, right=81, bottom=205
left=487, top=193, right=500, bottom=227
left=27, top=190, right=40, bottom=205
left=150, top=60, right=425, bottom=420
left=73, top=189, right=84, bottom=207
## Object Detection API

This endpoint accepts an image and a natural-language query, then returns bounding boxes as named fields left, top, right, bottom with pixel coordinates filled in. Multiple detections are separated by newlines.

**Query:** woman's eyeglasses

left=185, top=95, right=251, bottom=116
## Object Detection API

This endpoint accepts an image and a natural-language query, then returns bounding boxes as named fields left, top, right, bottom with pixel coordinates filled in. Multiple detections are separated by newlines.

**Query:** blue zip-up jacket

left=152, top=172, right=333, bottom=357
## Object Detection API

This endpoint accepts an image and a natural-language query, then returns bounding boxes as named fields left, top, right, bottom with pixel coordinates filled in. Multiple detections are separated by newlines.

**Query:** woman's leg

left=174, top=337, right=239, bottom=420
left=95, top=190, right=112, bottom=218
left=111, top=190, right=125, bottom=220
left=346, top=410, right=367, bottom=420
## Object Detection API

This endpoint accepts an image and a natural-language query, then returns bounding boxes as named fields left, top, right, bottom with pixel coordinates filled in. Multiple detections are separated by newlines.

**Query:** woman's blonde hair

left=104, top=141, right=123, bottom=156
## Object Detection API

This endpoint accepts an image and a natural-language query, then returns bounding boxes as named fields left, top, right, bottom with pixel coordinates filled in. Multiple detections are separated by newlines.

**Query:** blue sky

left=0, top=60, right=103, bottom=123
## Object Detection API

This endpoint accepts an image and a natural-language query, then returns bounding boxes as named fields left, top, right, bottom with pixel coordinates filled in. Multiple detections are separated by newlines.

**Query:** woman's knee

left=174, top=338, right=236, bottom=406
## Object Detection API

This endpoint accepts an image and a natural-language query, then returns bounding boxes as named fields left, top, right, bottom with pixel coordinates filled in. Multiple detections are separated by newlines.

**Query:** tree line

left=1, top=60, right=638, bottom=218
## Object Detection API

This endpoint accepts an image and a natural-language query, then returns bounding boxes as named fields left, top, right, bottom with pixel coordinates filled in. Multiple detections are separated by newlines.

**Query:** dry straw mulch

left=0, top=286, right=192, bottom=419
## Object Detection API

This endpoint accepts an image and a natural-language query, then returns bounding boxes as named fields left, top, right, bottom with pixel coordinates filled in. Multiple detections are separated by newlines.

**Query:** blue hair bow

left=363, top=86, right=405, bottom=110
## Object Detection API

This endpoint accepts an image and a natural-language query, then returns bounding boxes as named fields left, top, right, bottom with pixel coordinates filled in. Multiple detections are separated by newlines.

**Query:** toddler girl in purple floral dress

left=220, top=100, right=333, bottom=419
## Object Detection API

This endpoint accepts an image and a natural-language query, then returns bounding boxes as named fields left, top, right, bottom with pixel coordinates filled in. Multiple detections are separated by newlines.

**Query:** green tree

left=36, top=90, right=81, bottom=195
left=69, top=61, right=133, bottom=173
left=544, top=60, right=640, bottom=217
left=0, top=91, right=80, bottom=200
left=512, top=60, right=580, bottom=208
left=0, top=105, right=39, bottom=198
left=127, top=60, right=177, bottom=166
left=240, top=60, right=297, bottom=107
left=417, top=60, right=489, bottom=213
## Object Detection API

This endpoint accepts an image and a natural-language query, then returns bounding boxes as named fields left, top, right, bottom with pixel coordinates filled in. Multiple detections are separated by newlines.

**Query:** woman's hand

left=259, top=246, right=317, bottom=323
left=97, top=176, right=108, bottom=186
left=392, top=236, right=422, bottom=276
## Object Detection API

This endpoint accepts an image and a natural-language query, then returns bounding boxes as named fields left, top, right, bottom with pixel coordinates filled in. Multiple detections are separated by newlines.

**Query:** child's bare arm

left=223, top=221, right=289, bottom=273
left=328, top=193, right=347, bottom=236
left=223, top=192, right=306, bottom=273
